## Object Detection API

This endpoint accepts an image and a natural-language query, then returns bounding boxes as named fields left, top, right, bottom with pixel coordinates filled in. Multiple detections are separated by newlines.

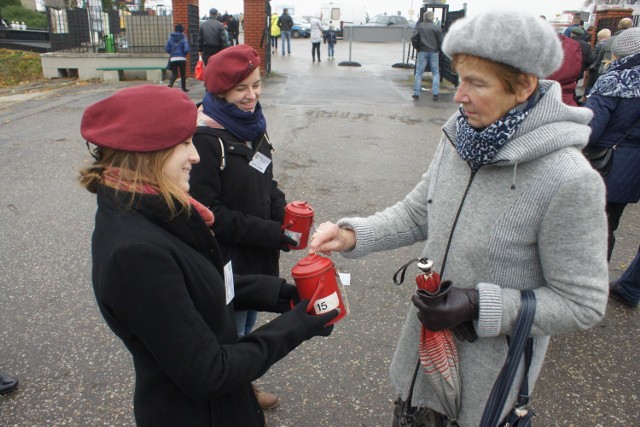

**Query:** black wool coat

left=91, top=186, right=307, bottom=426
left=190, top=127, right=287, bottom=277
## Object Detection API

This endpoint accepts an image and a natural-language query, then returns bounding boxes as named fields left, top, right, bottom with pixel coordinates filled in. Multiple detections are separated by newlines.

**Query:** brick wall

left=172, top=0, right=198, bottom=77
left=244, top=0, right=267, bottom=75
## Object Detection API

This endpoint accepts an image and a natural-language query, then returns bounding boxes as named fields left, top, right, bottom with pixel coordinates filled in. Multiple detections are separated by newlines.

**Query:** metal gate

left=188, top=3, right=200, bottom=74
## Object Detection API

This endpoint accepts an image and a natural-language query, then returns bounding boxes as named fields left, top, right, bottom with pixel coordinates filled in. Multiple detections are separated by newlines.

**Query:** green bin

left=105, top=34, right=114, bottom=53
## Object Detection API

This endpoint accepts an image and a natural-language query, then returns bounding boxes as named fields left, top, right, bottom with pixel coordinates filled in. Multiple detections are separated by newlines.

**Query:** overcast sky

left=199, top=0, right=586, bottom=21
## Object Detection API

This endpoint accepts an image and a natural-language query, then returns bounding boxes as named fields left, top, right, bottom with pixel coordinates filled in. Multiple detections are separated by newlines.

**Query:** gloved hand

left=280, top=233, right=298, bottom=252
left=277, top=283, right=300, bottom=313
left=411, top=281, right=479, bottom=332
left=291, top=299, right=340, bottom=340
left=452, top=321, right=478, bottom=343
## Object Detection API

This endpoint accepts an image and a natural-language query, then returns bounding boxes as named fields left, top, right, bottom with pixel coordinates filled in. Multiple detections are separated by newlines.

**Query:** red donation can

left=291, top=254, right=348, bottom=325
left=282, top=201, right=314, bottom=250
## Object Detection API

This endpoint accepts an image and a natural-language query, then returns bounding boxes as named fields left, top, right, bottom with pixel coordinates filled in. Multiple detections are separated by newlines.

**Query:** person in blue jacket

left=585, top=27, right=640, bottom=262
left=165, top=24, right=190, bottom=92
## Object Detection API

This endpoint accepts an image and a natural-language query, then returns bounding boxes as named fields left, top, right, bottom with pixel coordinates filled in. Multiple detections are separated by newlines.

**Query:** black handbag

left=582, top=115, right=640, bottom=177
left=582, top=145, right=614, bottom=177
left=480, top=290, right=536, bottom=427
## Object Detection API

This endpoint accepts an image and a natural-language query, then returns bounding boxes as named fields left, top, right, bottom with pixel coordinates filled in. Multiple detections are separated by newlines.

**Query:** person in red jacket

left=548, top=34, right=583, bottom=106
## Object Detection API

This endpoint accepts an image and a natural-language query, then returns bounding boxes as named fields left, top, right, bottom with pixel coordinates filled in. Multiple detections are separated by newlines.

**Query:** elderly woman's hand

left=308, top=221, right=356, bottom=255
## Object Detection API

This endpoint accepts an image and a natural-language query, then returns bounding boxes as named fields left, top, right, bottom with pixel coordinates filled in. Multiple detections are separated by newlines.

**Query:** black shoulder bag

left=583, top=115, right=640, bottom=177
left=480, top=290, right=536, bottom=427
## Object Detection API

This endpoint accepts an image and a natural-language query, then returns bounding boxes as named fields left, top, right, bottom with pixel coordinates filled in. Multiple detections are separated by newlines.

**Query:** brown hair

left=79, top=145, right=190, bottom=217
left=452, top=54, right=535, bottom=95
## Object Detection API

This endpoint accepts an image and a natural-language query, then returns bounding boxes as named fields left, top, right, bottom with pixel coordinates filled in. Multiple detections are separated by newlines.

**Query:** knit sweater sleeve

left=483, top=157, right=609, bottom=338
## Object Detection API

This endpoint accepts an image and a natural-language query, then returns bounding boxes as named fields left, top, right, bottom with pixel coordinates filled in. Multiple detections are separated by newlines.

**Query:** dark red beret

left=81, top=85, right=197, bottom=152
left=204, top=44, right=261, bottom=95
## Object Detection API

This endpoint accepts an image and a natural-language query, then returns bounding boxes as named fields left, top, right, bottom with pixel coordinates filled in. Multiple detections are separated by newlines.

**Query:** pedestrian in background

left=165, top=24, right=190, bottom=92
left=189, top=45, right=297, bottom=410
left=585, top=27, right=640, bottom=262
left=199, top=8, right=227, bottom=65
left=227, top=15, right=239, bottom=46
left=310, top=9, right=608, bottom=426
left=270, top=12, right=280, bottom=54
left=547, top=34, right=583, bottom=106
left=310, top=12, right=324, bottom=62
left=324, top=24, right=338, bottom=60
left=80, top=85, right=338, bottom=427
left=581, top=28, right=611, bottom=103
left=411, top=11, right=443, bottom=101
left=277, top=8, right=293, bottom=55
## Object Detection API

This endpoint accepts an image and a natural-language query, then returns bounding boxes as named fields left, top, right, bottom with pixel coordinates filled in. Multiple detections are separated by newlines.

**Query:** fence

left=47, top=5, right=173, bottom=54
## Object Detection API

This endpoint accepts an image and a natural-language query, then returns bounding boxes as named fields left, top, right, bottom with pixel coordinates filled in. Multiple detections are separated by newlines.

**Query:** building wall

left=244, top=0, right=267, bottom=75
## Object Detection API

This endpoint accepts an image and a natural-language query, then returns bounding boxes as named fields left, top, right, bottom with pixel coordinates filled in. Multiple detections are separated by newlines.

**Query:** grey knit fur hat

left=612, top=27, right=640, bottom=58
left=442, top=9, right=563, bottom=78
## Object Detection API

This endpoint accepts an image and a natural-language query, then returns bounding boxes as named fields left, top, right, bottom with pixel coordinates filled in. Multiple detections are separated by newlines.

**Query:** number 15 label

left=313, top=292, right=339, bottom=315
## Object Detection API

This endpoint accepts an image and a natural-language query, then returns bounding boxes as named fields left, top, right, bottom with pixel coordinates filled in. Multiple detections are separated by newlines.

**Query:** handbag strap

left=612, top=114, right=640, bottom=149
left=480, top=290, right=536, bottom=427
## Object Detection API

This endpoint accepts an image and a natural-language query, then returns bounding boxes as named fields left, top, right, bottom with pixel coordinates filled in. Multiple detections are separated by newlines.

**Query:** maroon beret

left=204, top=44, right=261, bottom=95
left=81, top=85, right=197, bottom=152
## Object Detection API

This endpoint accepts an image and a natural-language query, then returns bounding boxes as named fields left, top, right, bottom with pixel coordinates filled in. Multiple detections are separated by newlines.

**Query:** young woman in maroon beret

left=189, top=44, right=294, bottom=409
left=80, top=85, right=338, bottom=427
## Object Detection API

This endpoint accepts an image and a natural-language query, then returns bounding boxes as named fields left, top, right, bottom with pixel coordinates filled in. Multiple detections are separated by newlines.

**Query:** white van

left=320, top=2, right=367, bottom=37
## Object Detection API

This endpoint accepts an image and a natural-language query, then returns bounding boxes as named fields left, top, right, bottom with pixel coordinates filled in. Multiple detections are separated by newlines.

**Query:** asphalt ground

left=0, top=39, right=638, bottom=426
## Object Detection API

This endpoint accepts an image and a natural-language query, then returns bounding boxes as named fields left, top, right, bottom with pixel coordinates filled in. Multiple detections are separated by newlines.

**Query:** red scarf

left=103, top=167, right=214, bottom=227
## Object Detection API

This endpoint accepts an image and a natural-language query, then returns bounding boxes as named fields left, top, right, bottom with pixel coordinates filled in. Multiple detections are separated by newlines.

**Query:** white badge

left=312, top=292, right=340, bottom=315
left=338, top=272, right=351, bottom=286
left=224, top=261, right=234, bottom=304
left=249, top=151, right=271, bottom=173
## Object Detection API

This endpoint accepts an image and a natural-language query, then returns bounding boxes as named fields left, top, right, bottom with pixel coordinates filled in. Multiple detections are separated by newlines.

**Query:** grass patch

left=0, top=49, right=45, bottom=88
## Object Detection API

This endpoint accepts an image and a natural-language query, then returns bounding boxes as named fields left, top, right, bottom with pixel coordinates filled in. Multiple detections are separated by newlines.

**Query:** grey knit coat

left=338, top=80, right=609, bottom=426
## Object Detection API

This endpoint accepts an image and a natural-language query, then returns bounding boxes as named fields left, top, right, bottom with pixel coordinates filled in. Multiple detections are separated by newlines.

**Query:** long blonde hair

left=79, top=145, right=190, bottom=217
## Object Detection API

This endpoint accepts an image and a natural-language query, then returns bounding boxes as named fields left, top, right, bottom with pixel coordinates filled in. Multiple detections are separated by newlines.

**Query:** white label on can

left=312, top=291, right=339, bottom=315
left=284, top=229, right=302, bottom=246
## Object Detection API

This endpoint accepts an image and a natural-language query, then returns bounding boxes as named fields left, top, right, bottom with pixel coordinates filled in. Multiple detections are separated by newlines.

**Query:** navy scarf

left=455, top=92, right=540, bottom=172
left=201, top=93, right=267, bottom=141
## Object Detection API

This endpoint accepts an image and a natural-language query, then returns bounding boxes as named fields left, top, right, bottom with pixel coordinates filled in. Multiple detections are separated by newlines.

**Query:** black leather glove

left=277, top=283, right=300, bottom=313
left=411, top=280, right=479, bottom=332
left=292, top=299, right=340, bottom=340
left=280, top=233, right=298, bottom=252
left=452, top=321, right=478, bottom=343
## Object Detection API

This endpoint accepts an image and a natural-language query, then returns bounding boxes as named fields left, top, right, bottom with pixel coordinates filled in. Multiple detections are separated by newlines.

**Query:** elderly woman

left=585, top=27, right=640, bottom=270
left=309, top=10, right=608, bottom=426
left=80, top=85, right=338, bottom=427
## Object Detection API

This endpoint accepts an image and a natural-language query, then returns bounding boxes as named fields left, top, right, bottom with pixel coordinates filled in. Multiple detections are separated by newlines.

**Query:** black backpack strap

left=194, top=127, right=227, bottom=171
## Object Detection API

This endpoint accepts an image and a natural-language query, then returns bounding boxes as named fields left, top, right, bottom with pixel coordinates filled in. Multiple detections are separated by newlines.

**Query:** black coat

left=190, top=127, right=287, bottom=277
left=91, top=186, right=307, bottom=426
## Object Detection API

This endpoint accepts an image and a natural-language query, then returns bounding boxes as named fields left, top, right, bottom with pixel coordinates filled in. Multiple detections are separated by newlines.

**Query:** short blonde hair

left=79, top=146, right=191, bottom=217
left=597, top=28, right=611, bottom=41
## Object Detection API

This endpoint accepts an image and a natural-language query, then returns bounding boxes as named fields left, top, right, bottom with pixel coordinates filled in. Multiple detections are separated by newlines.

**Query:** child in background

left=324, top=25, right=338, bottom=60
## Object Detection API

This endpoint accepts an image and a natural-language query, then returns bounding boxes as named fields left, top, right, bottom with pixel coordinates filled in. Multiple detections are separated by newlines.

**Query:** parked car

left=365, top=14, right=409, bottom=27
left=291, top=16, right=310, bottom=38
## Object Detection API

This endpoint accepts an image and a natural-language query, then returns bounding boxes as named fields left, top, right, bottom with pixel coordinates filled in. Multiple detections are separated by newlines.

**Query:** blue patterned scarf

left=590, top=51, right=640, bottom=98
left=201, top=92, right=267, bottom=141
left=455, top=94, right=539, bottom=172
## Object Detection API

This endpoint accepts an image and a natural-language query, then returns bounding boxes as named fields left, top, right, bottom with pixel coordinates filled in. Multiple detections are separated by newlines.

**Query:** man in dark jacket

left=277, top=8, right=294, bottom=55
left=199, top=8, right=226, bottom=65
left=570, top=27, right=595, bottom=79
left=411, top=10, right=443, bottom=100
left=227, top=15, right=239, bottom=46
